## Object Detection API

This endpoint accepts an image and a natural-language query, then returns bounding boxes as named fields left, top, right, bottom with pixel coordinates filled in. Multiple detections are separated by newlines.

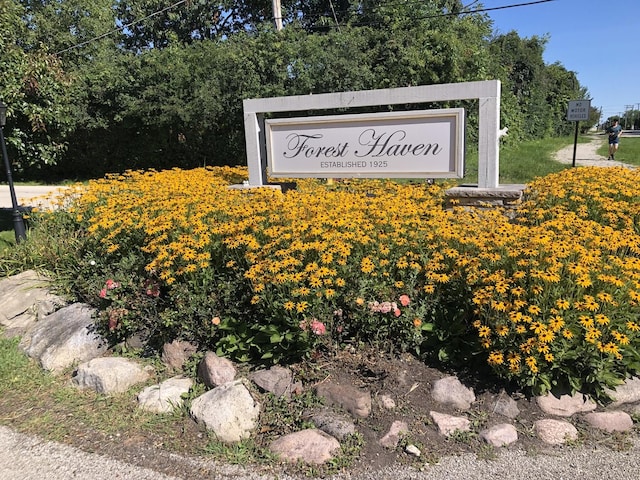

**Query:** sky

left=486, top=0, right=639, bottom=122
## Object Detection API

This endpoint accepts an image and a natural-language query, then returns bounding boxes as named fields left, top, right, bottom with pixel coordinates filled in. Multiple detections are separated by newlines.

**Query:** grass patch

left=0, top=334, right=204, bottom=455
left=460, top=136, right=575, bottom=185
left=596, top=135, right=640, bottom=165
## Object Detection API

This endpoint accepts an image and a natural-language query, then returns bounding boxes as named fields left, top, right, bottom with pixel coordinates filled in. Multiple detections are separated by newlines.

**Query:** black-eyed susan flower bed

left=47, top=165, right=640, bottom=400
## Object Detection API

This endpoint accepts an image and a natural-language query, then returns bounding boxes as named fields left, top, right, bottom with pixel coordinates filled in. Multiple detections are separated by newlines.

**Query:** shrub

left=9, top=165, right=640, bottom=401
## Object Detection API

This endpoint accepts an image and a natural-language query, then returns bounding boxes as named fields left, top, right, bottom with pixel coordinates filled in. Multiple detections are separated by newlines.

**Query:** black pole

left=0, top=125, right=27, bottom=243
left=571, top=121, right=579, bottom=168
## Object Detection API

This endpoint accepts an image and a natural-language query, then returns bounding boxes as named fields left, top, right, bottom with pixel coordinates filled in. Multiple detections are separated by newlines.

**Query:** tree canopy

left=1, top=0, right=591, bottom=179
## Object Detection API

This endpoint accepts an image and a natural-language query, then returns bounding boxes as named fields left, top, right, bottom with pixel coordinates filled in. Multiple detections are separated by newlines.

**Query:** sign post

left=567, top=100, right=591, bottom=167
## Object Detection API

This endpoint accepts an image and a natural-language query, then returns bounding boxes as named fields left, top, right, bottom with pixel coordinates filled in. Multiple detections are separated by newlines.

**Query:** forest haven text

left=281, top=129, right=444, bottom=162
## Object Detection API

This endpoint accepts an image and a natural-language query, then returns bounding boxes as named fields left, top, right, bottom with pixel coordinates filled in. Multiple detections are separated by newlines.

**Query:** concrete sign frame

left=243, top=80, right=501, bottom=188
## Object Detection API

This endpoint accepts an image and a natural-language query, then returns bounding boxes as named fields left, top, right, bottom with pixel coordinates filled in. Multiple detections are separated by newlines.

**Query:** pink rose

left=393, top=308, right=401, bottom=317
left=105, top=279, right=120, bottom=290
left=399, top=294, right=411, bottom=307
left=310, top=319, right=326, bottom=335
left=99, top=288, right=107, bottom=299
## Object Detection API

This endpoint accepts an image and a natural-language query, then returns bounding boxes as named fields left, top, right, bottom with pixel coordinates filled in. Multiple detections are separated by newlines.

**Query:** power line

left=55, top=0, right=189, bottom=55
left=53, top=0, right=556, bottom=55
left=296, top=0, right=556, bottom=28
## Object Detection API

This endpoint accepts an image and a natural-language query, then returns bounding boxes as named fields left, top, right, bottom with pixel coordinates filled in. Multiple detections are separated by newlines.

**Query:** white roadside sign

left=567, top=100, right=591, bottom=121
left=265, top=109, right=465, bottom=178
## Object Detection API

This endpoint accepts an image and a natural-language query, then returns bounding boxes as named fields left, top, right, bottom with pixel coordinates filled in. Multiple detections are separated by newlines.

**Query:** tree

left=0, top=0, right=73, bottom=174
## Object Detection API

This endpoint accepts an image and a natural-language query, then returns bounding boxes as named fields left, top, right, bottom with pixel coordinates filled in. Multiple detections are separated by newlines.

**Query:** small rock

left=534, top=419, right=578, bottom=445
left=378, top=394, right=396, bottom=410
left=431, top=376, right=475, bottom=411
left=162, top=340, right=197, bottom=372
left=430, top=411, right=471, bottom=437
left=138, top=376, right=193, bottom=413
left=315, top=382, right=372, bottom=418
left=250, top=366, right=293, bottom=397
left=480, top=423, right=518, bottom=447
left=405, top=444, right=421, bottom=457
left=197, top=351, right=236, bottom=388
left=270, top=429, right=340, bottom=465
left=536, top=392, right=596, bottom=417
left=378, top=420, right=409, bottom=448
left=310, top=409, right=356, bottom=440
left=492, top=393, right=520, bottom=419
left=583, top=411, right=634, bottom=432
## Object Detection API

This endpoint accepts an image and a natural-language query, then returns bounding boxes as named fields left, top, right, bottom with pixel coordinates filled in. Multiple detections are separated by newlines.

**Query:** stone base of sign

left=228, top=182, right=298, bottom=193
left=444, top=184, right=526, bottom=209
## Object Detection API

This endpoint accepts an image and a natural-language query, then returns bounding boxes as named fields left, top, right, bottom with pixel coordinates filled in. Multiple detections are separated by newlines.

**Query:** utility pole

left=272, top=0, right=282, bottom=31
left=624, top=105, right=633, bottom=129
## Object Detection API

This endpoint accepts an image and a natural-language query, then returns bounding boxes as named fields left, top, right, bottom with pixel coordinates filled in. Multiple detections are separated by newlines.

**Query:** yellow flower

left=487, top=351, right=504, bottom=366
left=478, top=326, right=491, bottom=338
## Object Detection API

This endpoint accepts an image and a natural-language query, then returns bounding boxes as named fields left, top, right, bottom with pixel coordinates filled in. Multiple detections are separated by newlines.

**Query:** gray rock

left=190, top=380, right=260, bottom=443
left=492, top=393, right=520, bottom=419
left=430, top=411, right=471, bottom=437
left=536, top=392, right=597, bottom=417
left=378, top=420, right=409, bottom=448
left=534, top=419, right=578, bottom=445
left=19, top=303, right=107, bottom=373
left=161, top=340, right=197, bottom=372
left=250, top=365, right=293, bottom=397
left=137, top=376, right=194, bottom=413
left=431, top=376, right=475, bottom=411
left=270, top=429, right=340, bottom=465
left=72, top=357, right=153, bottom=394
left=0, top=270, right=66, bottom=336
left=315, top=382, right=372, bottom=418
left=583, top=411, right=634, bottom=433
left=604, top=377, right=640, bottom=407
left=480, top=423, right=518, bottom=447
left=197, top=351, right=236, bottom=388
left=310, top=409, right=356, bottom=440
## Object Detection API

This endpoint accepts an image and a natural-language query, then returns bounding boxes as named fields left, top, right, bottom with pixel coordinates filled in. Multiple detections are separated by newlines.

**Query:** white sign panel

left=265, top=109, right=465, bottom=178
left=567, top=100, right=591, bottom=121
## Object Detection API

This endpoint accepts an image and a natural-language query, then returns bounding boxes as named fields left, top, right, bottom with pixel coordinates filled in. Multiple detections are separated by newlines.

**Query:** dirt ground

left=4, top=347, right=635, bottom=480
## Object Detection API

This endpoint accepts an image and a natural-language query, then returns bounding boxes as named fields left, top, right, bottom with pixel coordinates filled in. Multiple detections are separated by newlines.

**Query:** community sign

left=265, top=109, right=465, bottom=179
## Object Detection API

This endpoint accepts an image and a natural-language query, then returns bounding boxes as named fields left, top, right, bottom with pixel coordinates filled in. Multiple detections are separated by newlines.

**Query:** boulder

left=19, top=303, right=107, bottom=373
left=536, top=392, right=596, bottom=417
left=72, top=357, right=153, bottom=394
left=190, top=380, right=260, bottom=443
left=0, top=270, right=66, bottom=336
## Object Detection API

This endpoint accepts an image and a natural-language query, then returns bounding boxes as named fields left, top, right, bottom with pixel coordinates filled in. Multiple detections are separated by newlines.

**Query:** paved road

left=0, top=185, right=69, bottom=209
left=2, top=425, right=640, bottom=480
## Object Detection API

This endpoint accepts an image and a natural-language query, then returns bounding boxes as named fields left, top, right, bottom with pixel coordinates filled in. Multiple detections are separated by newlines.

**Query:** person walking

left=607, top=118, right=622, bottom=160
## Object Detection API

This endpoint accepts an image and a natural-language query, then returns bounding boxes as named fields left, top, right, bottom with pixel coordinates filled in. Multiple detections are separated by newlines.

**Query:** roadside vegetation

left=2, top=0, right=602, bottom=182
